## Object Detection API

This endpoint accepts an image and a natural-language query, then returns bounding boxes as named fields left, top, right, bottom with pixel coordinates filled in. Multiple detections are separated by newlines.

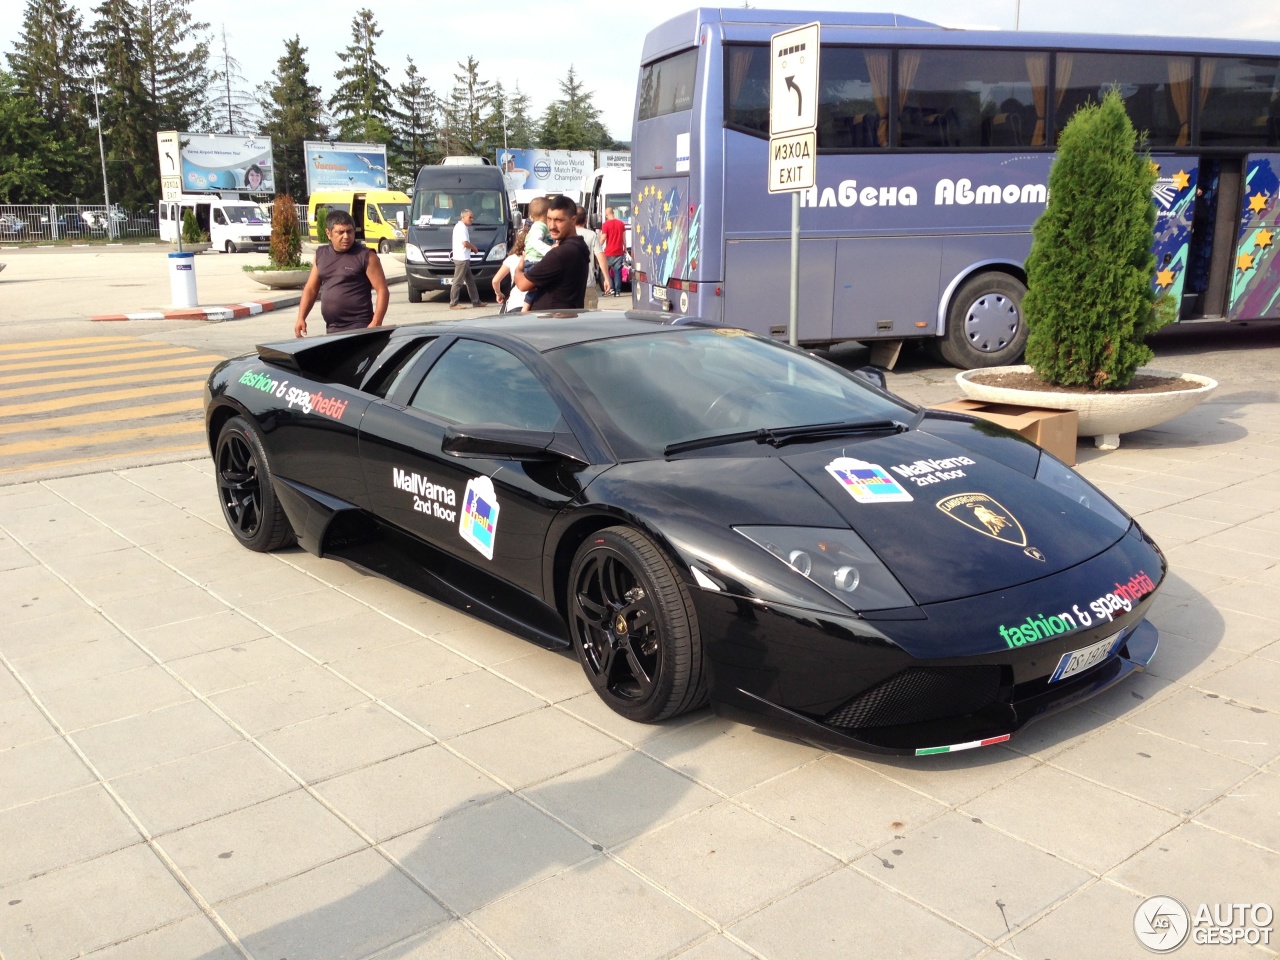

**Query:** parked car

left=204, top=315, right=1165, bottom=755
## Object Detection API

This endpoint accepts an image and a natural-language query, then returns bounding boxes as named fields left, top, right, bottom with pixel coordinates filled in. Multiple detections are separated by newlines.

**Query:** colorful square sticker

left=458, top=476, right=500, bottom=560
left=825, top=456, right=913, bottom=503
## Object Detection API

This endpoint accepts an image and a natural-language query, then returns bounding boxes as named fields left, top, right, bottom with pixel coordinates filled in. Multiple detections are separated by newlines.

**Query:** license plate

left=1050, top=632, right=1122, bottom=683
left=440, top=278, right=453, bottom=285
left=652, top=284, right=667, bottom=302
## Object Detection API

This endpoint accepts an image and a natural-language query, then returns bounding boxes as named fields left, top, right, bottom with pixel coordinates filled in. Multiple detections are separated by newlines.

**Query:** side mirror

left=851, top=365, right=888, bottom=391
left=443, top=423, right=556, bottom=461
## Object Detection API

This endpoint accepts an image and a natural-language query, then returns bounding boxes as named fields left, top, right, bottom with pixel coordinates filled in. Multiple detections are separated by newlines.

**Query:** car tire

left=407, top=284, right=423, bottom=303
left=378, top=239, right=391, bottom=254
left=938, top=272, right=1028, bottom=369
left=567, top=526, right=708, bottom=722
left=225, top=240, right=238, bottom=254
left=214, top=415, right=294, bottom=552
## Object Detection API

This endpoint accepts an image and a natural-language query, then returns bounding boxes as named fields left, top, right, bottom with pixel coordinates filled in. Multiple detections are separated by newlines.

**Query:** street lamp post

left=88, top=79, right=117, bottom=240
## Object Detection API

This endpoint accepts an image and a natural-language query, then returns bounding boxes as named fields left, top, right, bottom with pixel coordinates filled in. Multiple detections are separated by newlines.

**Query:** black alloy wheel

left=568, top=526, right=707, bottom=722
left=215, top=415, right=294, bottom=552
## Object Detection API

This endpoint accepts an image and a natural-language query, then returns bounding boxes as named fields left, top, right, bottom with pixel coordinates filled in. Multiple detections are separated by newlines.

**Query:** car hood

left=779, top=431, right=1127, bottom=604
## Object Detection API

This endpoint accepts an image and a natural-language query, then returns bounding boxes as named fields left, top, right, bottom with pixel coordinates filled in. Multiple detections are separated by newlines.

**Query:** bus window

left=1054, top=52, right=1188, bottom=147
left=897, top=49, right=1049, bottom=149
left=725, top=44, right=769, bottom=135
left=639, top=48, right=698, bottom=120
left=819, top=47, right=891, bottom=148
left=1199, top=57, right=1280, bottom=147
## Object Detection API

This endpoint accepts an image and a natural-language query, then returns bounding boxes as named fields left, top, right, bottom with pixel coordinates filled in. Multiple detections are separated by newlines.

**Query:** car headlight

left=486, top=242, right=507, bottom=261
left=1034, top=454, right=1130, bottom=532
left=405, top=243, right=425, bottom=263
left=393, top=228, right=404, bottom=239
left=735, top=526, right=913, bottom=612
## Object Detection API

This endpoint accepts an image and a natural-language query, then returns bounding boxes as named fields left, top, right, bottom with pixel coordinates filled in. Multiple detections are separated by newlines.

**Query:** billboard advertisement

left=495, top=149, right=594, bottom=198
left=597, top=151, right=631, bottom=170
left=303, top=142, right=389, bottom=193
left=178, top=133, right=274, bottom=193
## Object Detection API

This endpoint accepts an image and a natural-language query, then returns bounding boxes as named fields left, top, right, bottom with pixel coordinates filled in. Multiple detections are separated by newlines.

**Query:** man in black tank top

left=294, top=210, right=390, bottom=337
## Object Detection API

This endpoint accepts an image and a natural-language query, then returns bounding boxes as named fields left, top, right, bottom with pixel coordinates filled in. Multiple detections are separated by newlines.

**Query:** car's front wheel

left=567, top=526, right=707, bottom=722
left=378, top=239, right=391, bottom=254
left=407, top=284, right=423, bottom=303
left=214, top=415, right=294, bottom=552
left=225, top=240, right=238, bottom=254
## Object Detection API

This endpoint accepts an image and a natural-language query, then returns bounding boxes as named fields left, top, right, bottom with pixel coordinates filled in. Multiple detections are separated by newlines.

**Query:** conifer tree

left=135, top=0, right=213, bottom=133
left=90, top=0, right=155, bottom=207
left=0, top=70, right=69, bottom=202
left=1023, top=90, right=1165, bottom=389
left=504, top=84, right=536, bottom=150
left=442, top=57, right=494, bottom=157
left=538, top=66, right=610, bottom=150
left=328, top=8, right=395, bottom=145
left=392, top=58, right=436, bottom=183
left=7, top=0, right=96, bottom=197
left=259, top=36, right=327, bottom=197
left=211, top=26, right=260, bottom=135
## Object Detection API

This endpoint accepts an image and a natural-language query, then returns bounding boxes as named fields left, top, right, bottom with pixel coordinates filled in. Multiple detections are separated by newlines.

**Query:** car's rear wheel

left=937, top=272, right=1028, bottom=369
left=407, top=284, right=423, bottom=303
left=567, top=526, right=707, bottom=722
left=215, top=415, right=294, bottom=552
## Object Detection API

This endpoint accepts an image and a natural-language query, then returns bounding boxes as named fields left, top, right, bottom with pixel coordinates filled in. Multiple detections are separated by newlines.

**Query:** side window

left=897, top=49, right=1049, bottom=149
left=1054, top=52, right=1188, bottom=147
left=213, top=209, right=227, bottom=225
left=1199, top=57, right=1280, bottom=147
left=725, top=44, right=770, bottom=135
left=820, top=46, right=893, bottom=149
left=639, top=48, right=699, bottom=121
left=410, top=340, right=562, bottom=431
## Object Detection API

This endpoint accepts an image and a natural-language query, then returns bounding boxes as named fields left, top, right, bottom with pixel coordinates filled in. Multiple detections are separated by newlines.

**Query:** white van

left=158, top=194, right=271, bottom=253
left=582, top=167, right=632, bottom=249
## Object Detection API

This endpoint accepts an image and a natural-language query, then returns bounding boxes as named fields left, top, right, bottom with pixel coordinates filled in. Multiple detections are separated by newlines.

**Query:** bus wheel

left=940, top=273, right=1028, bottom=369
left=225, top=240, right=238, bottom=254
left=407, top=284, right=423, bottom=303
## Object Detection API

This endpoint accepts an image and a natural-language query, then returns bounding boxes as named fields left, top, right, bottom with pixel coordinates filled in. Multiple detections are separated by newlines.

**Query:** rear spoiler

left=255, top=328, right=393, bottom=376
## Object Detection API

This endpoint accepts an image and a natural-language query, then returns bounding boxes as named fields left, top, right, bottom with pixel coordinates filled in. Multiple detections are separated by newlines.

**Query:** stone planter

left=246, top=267, right=311, bottom=289
left=172, top=242, right=212, bottom=254
left=956, top=365, right=1218, bottom=450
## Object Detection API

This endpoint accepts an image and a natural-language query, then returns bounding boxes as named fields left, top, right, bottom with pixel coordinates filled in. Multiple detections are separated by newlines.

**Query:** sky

left=4, top=0, right=1280, bottom=144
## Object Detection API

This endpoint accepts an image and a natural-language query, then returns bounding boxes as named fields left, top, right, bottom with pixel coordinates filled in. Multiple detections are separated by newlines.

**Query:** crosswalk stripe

left=0, top=335, right=221, bottom=482
left=0, top=346, right=206, bottom=373
left=0, top=398, right=203, bottom=435
left=0, top=420, right=206, bottom=457
left=0, top=355, right=224, bottom=388
left=0, top=337, right=139, bottom=354
left=0, top=443, right=209, bottom=477
left=0, top=362, right=218, bottom=398
left=0, top=382, right=204, bottom=418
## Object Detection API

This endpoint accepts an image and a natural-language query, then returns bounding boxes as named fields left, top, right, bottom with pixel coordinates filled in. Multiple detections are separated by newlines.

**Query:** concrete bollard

left=168, top=251, right=198, bottom=307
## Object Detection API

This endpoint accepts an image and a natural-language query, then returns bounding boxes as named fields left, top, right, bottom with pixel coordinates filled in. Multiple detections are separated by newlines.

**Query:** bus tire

left=378, top=239, right=391, bottom=254
left=225, top=240, right=238, bottom=254
left=407, top=284, right=423, bottom=304
left=939, top=272, right=1028, bottom=369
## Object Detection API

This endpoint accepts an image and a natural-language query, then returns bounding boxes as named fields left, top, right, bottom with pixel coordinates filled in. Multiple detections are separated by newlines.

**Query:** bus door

left=1169, top=156, right=1240, bottom=320
left=1228, top=153, right=1280, bottom=320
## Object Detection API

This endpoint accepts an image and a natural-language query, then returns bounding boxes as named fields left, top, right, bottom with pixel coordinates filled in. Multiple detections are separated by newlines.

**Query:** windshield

left=548, top=329, right=912, bottom=459
left=379, top=202, right=410, bottom=227
left=605, top=194, right=632, bottom=220
left=411, top=189, right=507, bottom=227
left=224, top=205, right=267, bottom=222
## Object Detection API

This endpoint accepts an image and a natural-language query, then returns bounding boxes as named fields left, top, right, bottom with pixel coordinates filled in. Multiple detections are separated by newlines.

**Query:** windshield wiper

left=663, top=419, right=907, bottom=456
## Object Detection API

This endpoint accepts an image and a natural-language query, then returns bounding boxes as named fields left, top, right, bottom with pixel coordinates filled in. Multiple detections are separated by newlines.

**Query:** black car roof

left=387, top=312, right=697, bottom=353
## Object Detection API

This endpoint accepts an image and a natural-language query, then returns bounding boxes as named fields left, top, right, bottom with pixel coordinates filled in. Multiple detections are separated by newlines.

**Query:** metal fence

left=0, top=204, right=160, bottom=243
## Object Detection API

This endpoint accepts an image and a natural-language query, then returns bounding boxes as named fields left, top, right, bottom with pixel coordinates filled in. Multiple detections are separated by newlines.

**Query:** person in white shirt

left=492, top=228, right=528, bottom=314
left=450, top=209, right=481, bottom=309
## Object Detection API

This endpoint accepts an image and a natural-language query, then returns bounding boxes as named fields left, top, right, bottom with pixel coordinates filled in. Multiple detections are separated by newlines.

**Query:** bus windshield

left=412, top=190, right=507, bottom=227
left=606, top=194, right=632, bottom=220
left=223, top=205, right=266, bottom=222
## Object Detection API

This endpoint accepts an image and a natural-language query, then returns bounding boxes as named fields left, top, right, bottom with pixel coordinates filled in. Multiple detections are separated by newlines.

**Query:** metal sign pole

left=790, top=192, right=800, bottom=346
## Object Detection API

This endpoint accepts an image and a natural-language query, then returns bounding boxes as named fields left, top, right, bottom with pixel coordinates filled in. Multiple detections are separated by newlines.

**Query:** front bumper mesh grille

left=823, top=666, right=1003, bottom=729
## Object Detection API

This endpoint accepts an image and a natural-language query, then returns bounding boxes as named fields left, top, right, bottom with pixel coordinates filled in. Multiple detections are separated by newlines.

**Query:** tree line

left=1, top=0, right=622, bottom=206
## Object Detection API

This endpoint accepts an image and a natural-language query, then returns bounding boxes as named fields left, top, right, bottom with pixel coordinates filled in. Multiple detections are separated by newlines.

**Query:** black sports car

left=204, top=314, right=1164, bottom=756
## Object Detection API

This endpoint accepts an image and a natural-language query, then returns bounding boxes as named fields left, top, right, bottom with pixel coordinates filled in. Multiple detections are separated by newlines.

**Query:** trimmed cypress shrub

left=1023, top=90, right=1169, bottom=389
left=180, top=208, right=205, bottom=244
left=270, top=195, right=303, bottom=269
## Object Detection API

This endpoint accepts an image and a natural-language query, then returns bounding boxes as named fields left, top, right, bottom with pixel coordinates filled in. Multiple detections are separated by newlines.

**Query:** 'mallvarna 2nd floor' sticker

left=459, top=476, right=500, bottom=560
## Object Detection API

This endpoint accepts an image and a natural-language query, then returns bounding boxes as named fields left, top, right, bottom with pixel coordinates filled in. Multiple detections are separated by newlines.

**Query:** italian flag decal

left=915, top=734, right=1011, bottom=756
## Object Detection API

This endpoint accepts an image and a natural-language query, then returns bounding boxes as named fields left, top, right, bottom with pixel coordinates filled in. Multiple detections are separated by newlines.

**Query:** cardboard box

left=930, top=399, right=1079, bottom=466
